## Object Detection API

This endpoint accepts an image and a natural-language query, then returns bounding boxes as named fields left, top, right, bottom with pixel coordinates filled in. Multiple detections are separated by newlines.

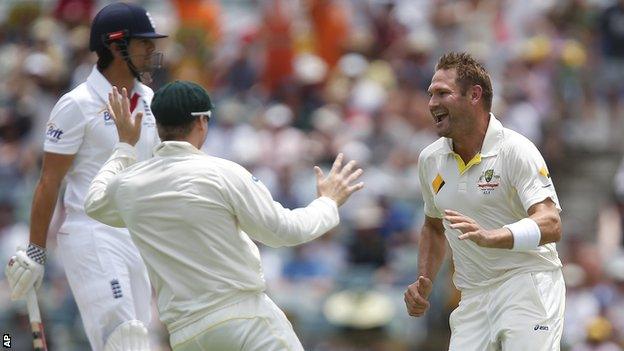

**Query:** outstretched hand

left=445, top=209, right=511, bottom=249
left=314, top=153, right=364, bottom=207
left=107, top=86, right=143, bottom=146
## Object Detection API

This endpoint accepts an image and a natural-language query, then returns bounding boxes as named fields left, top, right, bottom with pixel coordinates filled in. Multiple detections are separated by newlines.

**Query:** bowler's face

left=427, top=68, right=470, bottom=139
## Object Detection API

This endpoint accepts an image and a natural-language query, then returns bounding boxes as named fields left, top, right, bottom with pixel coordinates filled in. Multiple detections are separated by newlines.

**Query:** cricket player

left=84, top=80, right=364, bottom=350
left=5, top=3, right=167, bottom=350
left=404, top=52, right=565, bottom=350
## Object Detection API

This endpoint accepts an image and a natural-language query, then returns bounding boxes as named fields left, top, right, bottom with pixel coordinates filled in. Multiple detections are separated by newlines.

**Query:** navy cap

left=151, top=81, right=215, bottom=127
left=89, top=2, right=167, bottom=52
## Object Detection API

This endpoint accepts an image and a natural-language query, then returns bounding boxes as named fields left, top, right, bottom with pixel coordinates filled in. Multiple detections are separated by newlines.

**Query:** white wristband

left=504, top=218, right=541, bottom=251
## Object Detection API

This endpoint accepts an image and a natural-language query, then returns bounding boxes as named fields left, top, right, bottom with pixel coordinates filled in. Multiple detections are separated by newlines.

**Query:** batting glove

left=5, top=245, right=45, bottom=301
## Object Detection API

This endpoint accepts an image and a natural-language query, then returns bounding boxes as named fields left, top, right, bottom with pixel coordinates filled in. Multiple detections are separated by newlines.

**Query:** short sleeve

left=418, top=152, right=443, bottom=218
left=506, top=140, right=561, bottom=212
left=43, top=94, right=87, bottom=155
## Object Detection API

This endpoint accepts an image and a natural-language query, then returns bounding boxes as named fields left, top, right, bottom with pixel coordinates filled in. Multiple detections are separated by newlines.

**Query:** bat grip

left=26, top=289, right=47, bottom=351
left=26, top=289, right=41, bottom=323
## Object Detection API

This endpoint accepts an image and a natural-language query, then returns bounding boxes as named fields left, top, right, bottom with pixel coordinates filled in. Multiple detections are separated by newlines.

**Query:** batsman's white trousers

left=57, top=223, right=151, bottom=351
left=171, top=293, right=304, bottom=351
left=449, top=269, right=565, bottom=351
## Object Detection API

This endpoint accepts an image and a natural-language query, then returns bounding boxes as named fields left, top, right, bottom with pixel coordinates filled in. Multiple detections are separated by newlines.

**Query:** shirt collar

left=153, top=141, right=204, bottom=156
left=441, top=113, right=504, bottom=157
left=86, top=65, right=143, bottom=103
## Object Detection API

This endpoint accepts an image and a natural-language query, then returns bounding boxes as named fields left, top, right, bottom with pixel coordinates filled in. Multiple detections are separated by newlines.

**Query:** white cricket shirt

left=418, top=114, right=562, bottom=290
left=84, top=141, right=340, bottom=333
left=44, top=66, right=160, bottom=233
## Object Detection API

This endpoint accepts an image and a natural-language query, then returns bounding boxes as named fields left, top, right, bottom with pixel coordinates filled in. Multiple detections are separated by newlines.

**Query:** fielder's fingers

left=121, top=88, right=130, bottom=116
left=346, top=182, right=364, bottom=195
left=444, top=213, right=468, bottom=223
left=314, top=166, right=325, bottom=181
left=444, top=209, right=463, bottom=216
left=330, top=153, right=343, bottom=175
left=458, top=231, right=479, bottom=241
left=106, top=102, right=118, bottom=122
left=111, top=86, right=120, bottom=105
left=134, top=112, right=144, bottom=126
left=339, top=160, right=357, bottom=177
left=345, top=168, right=363, bottom=184
left=449, top=222, right=476, bottom=232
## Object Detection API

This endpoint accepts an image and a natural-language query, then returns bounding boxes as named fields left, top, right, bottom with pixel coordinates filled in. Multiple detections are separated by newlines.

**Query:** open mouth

left=432, top=111, right=449, bottom=124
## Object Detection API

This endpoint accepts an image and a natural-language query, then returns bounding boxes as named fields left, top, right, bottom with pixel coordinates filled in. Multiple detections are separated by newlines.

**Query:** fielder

left=5, top=3, right=167, bottom=350
left=84, top=80, right=364, bottom=350
left=404, top=52, right=565, bottom=350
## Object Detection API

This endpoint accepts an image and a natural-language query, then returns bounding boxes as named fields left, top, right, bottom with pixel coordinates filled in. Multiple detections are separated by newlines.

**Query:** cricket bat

left=26, top=289, right=47, bottom=351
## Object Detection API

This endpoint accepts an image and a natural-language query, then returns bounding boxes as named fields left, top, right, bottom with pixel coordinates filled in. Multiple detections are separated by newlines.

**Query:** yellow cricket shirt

left=418, top=115, right=562, bottom=290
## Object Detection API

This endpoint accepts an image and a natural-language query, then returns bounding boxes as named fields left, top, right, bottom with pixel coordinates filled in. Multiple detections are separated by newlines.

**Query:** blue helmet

left=89, top=2, right=167, bottom=52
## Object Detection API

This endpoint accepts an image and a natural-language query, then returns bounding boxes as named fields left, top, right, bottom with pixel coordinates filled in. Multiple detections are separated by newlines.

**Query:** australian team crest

left=477, top=169, right=500, bottom=194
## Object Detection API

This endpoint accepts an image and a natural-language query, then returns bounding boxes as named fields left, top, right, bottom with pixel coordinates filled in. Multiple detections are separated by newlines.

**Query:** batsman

left=5, top=3, right=167, bottom=350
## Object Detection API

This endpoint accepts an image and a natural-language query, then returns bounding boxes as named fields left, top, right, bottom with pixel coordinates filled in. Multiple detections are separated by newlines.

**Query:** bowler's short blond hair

left=436, top=52, right=493, bottom=112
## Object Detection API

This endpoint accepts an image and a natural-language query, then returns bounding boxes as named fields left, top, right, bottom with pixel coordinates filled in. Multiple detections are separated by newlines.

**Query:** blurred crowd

left=1, top=0, right=624, bottom=350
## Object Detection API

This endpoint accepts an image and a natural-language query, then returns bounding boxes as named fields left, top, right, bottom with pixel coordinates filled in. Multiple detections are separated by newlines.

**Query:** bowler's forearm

left=418, top=222, right=447, bottom=282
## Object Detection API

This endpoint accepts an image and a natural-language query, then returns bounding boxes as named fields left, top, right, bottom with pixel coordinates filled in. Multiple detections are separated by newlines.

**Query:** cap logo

left=145, top=11, right=156, bottom=31
left=108, top=31, right=125, bottom=40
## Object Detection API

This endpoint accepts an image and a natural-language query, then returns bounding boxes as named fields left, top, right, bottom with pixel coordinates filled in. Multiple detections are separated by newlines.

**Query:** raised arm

left=226, top=153, right=364, bottom=247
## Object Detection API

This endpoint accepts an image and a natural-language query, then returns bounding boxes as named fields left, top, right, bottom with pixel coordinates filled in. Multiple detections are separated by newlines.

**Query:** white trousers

left=449, top=269, right=566, bottom=351
left=57, top=224, right=152, bottom=351
left=171, top=293, right=304, bottom=351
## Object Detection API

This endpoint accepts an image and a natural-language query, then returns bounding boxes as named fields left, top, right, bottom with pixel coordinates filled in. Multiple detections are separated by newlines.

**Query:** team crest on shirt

left=477, top=169, right=500, bottom=194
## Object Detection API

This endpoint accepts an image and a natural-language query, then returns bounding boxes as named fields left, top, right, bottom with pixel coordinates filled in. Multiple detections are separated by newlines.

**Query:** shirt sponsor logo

left=142, top=100, right=153, bottom=116
left=432, top=173, right=445, bottom=194
left=533, top=324, right=549, bottom=331
left=477, top=169, right=500, bottom=194
left=103, top=110, right=115, bottom=126
left=539, top=166, right=550, bottom=178
left=142, top=100, right=156, bottom=127
left=46, top=124, right=64, bottom=142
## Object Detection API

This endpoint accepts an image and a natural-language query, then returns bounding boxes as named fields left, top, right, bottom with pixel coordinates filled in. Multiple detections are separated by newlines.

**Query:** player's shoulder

left=500, top=127, right=542, bottom=157
left=418, top=137, right=448, bottom=162
left=206, top=156, right=249, bottom=176
left=50, top=83, right=92, bottom=115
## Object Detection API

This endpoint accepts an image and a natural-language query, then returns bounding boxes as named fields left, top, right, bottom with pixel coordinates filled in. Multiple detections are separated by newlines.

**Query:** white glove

left=5, top=248, right=45, bottom=301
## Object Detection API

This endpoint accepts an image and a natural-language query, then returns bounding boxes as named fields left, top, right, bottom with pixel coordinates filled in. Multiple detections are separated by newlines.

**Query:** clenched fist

left=404, top=276, right=433, bottom=317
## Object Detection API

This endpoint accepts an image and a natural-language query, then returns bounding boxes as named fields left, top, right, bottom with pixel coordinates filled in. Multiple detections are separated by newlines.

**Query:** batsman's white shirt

left=419, top=114, right=562, bottom=291
left=85, top=141, right=339, bottom=344
left=44, top=66, right=160, bottom=232
left=43, top=66, right=159, bottom=350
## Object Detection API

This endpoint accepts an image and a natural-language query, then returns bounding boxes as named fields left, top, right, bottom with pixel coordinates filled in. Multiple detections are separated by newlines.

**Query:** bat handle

left=26, top=289, right=47, bottom=351
left=26, top=290, right=41, bottom=323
